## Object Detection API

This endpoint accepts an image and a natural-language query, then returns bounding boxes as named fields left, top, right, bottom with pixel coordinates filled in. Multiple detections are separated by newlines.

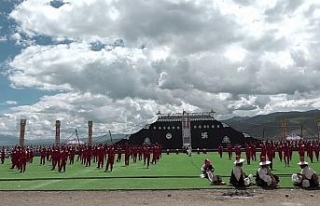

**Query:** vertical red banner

left=88, top=121, right=93, bottom=146
left=55, top=120, right=61, bottom=146
left=19, top=119, right=26, bottom=147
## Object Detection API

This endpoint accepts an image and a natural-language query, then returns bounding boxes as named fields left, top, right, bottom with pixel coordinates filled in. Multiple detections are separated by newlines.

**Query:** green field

left=0, top=152, right=319, bottom=190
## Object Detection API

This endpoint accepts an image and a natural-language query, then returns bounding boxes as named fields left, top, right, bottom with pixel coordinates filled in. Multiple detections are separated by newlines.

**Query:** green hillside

left=223, top=110, right=320, bottom=140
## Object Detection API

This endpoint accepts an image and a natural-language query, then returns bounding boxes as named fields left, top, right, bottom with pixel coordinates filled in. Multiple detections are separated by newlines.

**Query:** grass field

left=0, top=151, right=319, bottom=190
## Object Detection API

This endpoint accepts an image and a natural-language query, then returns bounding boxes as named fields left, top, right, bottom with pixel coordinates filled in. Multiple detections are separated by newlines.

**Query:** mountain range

left=223, top=109, right=320, bottom=141
left=1, top=109, right=320, bottom=146
left=0, top=133, right=126, bottom=147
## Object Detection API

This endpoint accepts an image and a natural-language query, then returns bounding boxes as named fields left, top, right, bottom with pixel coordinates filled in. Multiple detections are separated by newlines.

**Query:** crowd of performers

left=0, top=143, right=162, bottom=173
left=217, top=140, right=320, bottom=168
left=201, top=139, right=319, bottom=189
left=1, top=139, right=319, bottom=189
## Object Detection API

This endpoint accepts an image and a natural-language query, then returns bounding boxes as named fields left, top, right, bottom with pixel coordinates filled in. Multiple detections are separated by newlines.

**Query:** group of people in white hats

left=230, top=157, right=280, bottom=189
left=255, top=156, right=280, bottom=189
left=200, top=155, right=319, bottom=189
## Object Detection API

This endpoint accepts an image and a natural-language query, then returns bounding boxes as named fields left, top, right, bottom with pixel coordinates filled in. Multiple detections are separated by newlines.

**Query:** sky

left=1, top=0, right=320, bottom=140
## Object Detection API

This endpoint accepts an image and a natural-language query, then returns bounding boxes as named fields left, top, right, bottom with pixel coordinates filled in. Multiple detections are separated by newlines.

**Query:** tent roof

left=286, top=133, right=302, bottom=141
left=67, top=139, right=85, bottom=145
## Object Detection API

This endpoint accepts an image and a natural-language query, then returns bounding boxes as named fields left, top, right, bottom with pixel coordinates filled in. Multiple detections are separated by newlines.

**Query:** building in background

left=117, top=110, right=258, bottom=149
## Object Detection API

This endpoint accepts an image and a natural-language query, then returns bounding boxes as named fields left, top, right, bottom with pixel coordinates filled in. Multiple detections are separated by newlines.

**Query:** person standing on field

left=105, top=146, right=115, bottom=172
left=218, top=144, right=223, bottom=158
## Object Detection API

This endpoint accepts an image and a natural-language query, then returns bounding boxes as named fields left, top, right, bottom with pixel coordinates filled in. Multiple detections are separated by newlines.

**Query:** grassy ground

left=0, top=151, right=318, bottom=190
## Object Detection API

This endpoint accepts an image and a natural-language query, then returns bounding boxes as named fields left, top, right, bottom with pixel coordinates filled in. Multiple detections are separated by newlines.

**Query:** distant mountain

left=0, top=133, right=127, bottom=147
left=223, top=109, right=320, bottom=140
left=0, top=135, right=19, bottom=146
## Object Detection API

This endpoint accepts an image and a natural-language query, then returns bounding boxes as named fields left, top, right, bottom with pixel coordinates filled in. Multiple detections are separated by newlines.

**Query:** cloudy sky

left=1, top=0, right=320, bottom=140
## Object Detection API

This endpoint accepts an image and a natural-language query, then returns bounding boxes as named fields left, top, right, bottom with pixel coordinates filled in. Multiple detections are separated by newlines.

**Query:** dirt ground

left=0, top=189, right=319, bottom=206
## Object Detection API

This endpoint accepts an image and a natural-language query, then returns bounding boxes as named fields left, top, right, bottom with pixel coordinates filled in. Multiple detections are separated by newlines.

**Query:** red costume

left=143, top=146, right=151, bottom=169
left=96, top=145, right=105, bottom=169
left=218, top=145, right=223, bottom=158
left=105, top=146, right=115, bottom=172
left=283, top=143, right=290, bottom=167
left=245, top=144, right=251, bottom=165
left=227, top=144, right=233, bottom=160
left=40, top=147, right=46, bottom=165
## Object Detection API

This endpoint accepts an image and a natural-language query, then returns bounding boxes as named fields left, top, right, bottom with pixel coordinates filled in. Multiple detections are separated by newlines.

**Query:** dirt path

left=0, top=189, right=319, bottom=206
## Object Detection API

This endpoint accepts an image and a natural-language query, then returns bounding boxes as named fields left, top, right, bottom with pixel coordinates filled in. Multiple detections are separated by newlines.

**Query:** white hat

left=297, top=161, right=308, bottom=165
left=234, top=158, right=245, bottom=164
left=259, top=160, right=271, bottom=166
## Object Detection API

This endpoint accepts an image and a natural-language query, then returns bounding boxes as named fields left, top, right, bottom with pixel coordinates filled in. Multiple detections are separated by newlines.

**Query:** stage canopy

left=286, top=133, right=302, bottom=141
left=66, top=139, right=85, bottom=145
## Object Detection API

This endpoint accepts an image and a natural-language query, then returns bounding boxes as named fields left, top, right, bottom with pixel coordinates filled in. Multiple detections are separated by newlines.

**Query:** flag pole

left=109, top=130, right=113, bottom=145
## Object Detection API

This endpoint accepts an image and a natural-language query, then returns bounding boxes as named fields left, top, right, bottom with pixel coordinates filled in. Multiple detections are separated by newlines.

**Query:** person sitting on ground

left=256, top=156, right=280, bottom=189
left=292, top=158, right=319, bottom=189
left=200, top=158, right=225, bottom=185
left=229, top=156, right=253, bottom=187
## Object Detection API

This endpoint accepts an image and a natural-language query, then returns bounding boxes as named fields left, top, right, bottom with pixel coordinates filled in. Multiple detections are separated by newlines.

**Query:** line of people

left=218, top=140, right=320, bottom=168
left=5, top=143, right=162, bottom=173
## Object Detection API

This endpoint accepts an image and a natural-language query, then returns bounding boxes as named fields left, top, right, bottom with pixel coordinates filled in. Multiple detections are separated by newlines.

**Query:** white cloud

left=5, top=101, right=17, bottom=105
left=224, top=44, right=248, bottom=62
left=0, top=36, right=7, bottom=42
left=0, top=92, right=199, bottom=139
left=1, top=0, right=320, bottom=138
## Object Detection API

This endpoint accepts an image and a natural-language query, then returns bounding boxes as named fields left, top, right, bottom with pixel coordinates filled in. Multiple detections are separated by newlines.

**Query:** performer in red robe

left=124, top=143, right=130, bottom=166
left=277, top=142, right=283, bottom=162
left=86, top=146, right=93, bottom=167
left=96, top=145, right=105, bottom=169
left=105, top=146, right=115, bottom=172
left=315, top=142, right=320, bottom=162
left=143, top=146, right=151, bottom=169
left=51, top=147, right=59, bottom=170
left=227, top=144, right=233, bottom=160
left=58, top=148, right=68, bottom=173
left=40, top=147, right=46, bottom=165
left=235, top=144, right=241, bottom=157
left=19, top=148, right=27, bottom=173
left=69, top=147, right=76, bottom=165
left=116, top=145, right=122, bottom=162
left=245, top=144, right=251, bottom=165
left=267, top=144, right=274, bottom=170
left=298, top=143, right=305, bottom=161
left=283, top=143, right=290, bottom=167
left=260, top=142, right=267, bottom=160
left=0, top=148, right=5, bottom=164
left=138, top=145, right=143, bottom=161
left=218, top=144, right=223, bottom=159
left=251, top=143, right=257, bottom=161
left=307, top=143, right=314, bottom=163
left=132, top=146, right=138, bottom=163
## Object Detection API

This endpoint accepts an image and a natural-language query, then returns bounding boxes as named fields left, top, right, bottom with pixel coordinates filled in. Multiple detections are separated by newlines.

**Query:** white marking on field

left=28, top=180, right=61, bottom=190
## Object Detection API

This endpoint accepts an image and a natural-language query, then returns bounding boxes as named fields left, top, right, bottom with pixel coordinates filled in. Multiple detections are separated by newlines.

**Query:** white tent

left=286, top=133, right=302, bottom=141
left=66, top=139, right=85, bottom=145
